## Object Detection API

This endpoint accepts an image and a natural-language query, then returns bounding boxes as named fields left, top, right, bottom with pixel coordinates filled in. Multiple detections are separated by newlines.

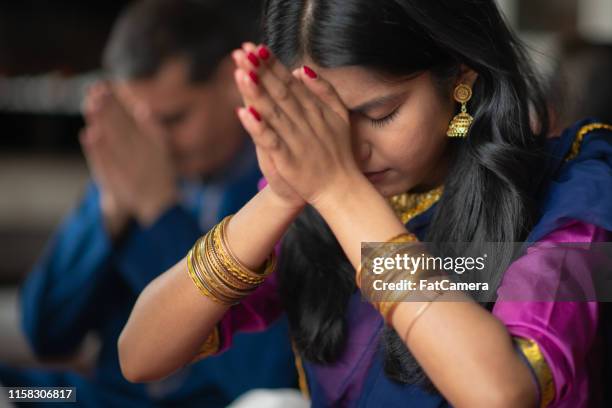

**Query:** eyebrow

left=348, top=90, right=408, bottom=114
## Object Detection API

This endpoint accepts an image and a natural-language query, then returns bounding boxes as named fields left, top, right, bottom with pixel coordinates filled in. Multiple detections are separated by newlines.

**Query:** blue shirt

left=0, top=143, right=297, bottom=407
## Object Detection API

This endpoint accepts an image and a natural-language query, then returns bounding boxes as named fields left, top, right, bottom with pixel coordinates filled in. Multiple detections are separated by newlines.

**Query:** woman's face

left=307, top=64, right=460, bottom=198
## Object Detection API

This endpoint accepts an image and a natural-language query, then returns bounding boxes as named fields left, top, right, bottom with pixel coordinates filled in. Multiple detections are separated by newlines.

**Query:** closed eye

left=369, top=105, right=401, bottom=128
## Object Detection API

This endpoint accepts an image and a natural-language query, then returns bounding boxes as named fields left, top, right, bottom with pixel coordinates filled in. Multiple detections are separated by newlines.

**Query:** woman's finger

left=297, top=65, right=349, bottom=123
left=253, top=45, right=323, bottom=124
left=234, top=67, right=305, bottom=155
left=234, top=47, right=313, bottom=136
left=236, top=105, right=286, bottom=153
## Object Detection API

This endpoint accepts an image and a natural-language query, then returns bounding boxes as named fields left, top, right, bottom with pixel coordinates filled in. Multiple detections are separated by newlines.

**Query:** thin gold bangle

left=218, top=215, right=276, bottom=280
left=186, top=218, right=274, bottom=305
left=210, top=226, right=263, bottom=286
left=194, top=234, right=242, bottom=304
left=356, top=232, right=419, bottom=288
left=402, top=292, right=443, bottom=343
left=204, top=227, right=257, bottom=292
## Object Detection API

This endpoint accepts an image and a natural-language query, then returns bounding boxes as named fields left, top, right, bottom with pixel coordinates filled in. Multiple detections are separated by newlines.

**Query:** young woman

left=118, top=0, right=612, bottom=406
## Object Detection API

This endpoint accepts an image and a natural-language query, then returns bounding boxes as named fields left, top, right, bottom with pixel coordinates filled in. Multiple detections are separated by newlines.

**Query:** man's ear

left=213, top=54, right=241, bottom=103
left=214, top=54, right=237, bottom=84
left=456, top=64, right=479, bottom=88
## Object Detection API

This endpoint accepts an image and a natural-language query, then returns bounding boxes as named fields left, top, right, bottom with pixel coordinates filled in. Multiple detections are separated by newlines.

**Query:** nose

left=355, top=139, right=372, bottom=166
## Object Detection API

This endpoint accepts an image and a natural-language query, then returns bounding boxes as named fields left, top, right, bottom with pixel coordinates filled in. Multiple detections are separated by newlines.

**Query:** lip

left=363, top=169, right=390, bottom=183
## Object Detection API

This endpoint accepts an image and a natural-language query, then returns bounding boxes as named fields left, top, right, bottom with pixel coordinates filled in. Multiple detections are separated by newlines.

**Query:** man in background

left=0, top=0, right=297, bottom=406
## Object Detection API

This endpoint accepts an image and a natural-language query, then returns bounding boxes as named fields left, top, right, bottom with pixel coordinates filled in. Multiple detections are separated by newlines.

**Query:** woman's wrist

left=223, top=186, right=304, bottom=272
left=313, top=171, right=406, bottom=239
left=309, top=169, right=371, bottom=216
left=309, top=170, right=407, bottom=270
left=263, top=184, right=306, bottom=213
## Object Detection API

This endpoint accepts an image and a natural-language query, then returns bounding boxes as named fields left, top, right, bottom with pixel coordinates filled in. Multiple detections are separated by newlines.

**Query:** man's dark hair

left=103, top=0, right=262, bottom=82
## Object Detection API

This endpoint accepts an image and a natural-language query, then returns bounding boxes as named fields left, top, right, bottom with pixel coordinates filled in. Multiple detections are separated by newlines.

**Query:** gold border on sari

left=193, top=326, right=221, bottom=360
left=565, top=122, right=612, bottom=161
left=514, top=336, right=555, bottom=408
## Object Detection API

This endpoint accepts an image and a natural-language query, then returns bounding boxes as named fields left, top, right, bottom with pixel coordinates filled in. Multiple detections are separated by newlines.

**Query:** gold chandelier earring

left=446, top=84, right=473, bottom=138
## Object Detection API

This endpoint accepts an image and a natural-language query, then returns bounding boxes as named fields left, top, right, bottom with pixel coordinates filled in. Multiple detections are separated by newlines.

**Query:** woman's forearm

left=392, top=298, right=537, bottom=407
left=314, top=175, right=537, bottom=408
left=118, top=186, right=303, bottom=382
left=118, top=260, right=228, bottom=382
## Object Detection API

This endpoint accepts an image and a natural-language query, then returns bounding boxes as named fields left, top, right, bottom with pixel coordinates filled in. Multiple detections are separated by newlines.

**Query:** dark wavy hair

left=265, top=0, right=550, bottom=392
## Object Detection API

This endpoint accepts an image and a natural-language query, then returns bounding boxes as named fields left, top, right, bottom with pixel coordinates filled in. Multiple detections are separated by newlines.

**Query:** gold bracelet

left=218, top=216, right=276, bottom=281
left=204, top=228, right=257, bottom=292
left=199, top=232, right=253, bottom=303
left=377, top=301, right=400, bottom=323
left=356, top=232, right=419, bottom=288
left=186, top=216, right=276, bottom=305
left=195, top=237, right=240, bottom=304
left=402, top=292, right=443, bottom=342
left=187, top=246, right=226, bottom=304
left=212, top=222, right=265, bottom=285
left=189, top=231, right=245, bottom=305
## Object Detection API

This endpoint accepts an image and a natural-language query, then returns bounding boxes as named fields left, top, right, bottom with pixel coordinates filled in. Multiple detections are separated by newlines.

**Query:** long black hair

left=265, top=0, right=550, bottom=391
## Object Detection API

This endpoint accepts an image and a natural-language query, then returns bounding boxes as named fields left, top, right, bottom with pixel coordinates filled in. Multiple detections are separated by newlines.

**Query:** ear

left=213, top=54, right=242, bottom=104
left=456, top=64, right=479, bottom=88
left=215, top=54, right=236, bottom=80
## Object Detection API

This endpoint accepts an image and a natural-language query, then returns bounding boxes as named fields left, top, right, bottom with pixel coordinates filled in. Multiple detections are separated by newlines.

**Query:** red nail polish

left=258, top=46, right=271, bottom=60
left=248, top=71, right=259, bottom=85
left=248, top=106, right=261, bottom=122
left=247, top=52, right=260, bottom=67
left=303, top=65, right=318, bottom=79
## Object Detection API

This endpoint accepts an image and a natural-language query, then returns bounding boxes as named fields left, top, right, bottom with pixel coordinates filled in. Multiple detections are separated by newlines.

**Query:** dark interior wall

left=0, top=1, right=131, bottom=284
left=0, top=1, right=130, bottom=75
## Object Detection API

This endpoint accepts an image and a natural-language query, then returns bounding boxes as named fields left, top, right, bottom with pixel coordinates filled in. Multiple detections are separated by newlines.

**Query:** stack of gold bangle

left=356, top=232, right=419, bottom=290
left=358, top=232, right=442, bottom=323
left=187, top=215, right=276, bottom=305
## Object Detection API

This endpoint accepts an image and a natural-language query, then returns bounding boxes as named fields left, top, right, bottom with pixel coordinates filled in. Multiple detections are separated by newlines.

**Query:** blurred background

left=0, top=1, right=130, bottom=368
left=0, top=0, right=611, bottom=368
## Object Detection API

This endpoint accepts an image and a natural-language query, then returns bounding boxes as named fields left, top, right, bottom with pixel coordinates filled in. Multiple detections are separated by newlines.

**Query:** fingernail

left=248, top=106, right=261, bottom=122
left=235, top=107, right=242, bottom=117
left=258, top=46, right=271, bottom=60
left=248, top=71, right=259, bottom=85
left=247, top=52, right=260, bottom=67
left=303, top=65, right=318, bottom=79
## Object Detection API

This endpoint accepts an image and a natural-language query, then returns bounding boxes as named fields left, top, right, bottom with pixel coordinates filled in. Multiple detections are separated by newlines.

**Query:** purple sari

left=195, top=119, right=612, bottom=407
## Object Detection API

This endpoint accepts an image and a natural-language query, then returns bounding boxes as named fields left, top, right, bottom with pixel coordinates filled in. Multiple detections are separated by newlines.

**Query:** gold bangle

left=187, top=247, right=220, bottom=302
left=189, top=232, right=246, bottom=305
left=218, top=216, right=276, bottom=280
left=186, top=216, right=277, bottom=305
left=377, top=301, right=400, bottom=323
left=199, top=235, right=250, bottom=303
left=212, top=223, right=265, bottom=285
left=357, top=231, right=419, bottom=289
left=402, top=292, right=443, bottom=342
left=204, top=229, right=257, bottom=292
left=196, top=243, right=238, bottom=304
left=388, top=232, right=419, bottom=244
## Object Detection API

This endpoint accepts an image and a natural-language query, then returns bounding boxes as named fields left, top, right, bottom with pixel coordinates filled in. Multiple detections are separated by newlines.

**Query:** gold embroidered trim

left=565, top=122, right=612, bottom=161
left=514, top=336, right=555, bottom=408
left=292, top=342, right=310, bottom=400
left=195, top=326, right=220, bottom=359
left=388, top=185, right=444, bottom=224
